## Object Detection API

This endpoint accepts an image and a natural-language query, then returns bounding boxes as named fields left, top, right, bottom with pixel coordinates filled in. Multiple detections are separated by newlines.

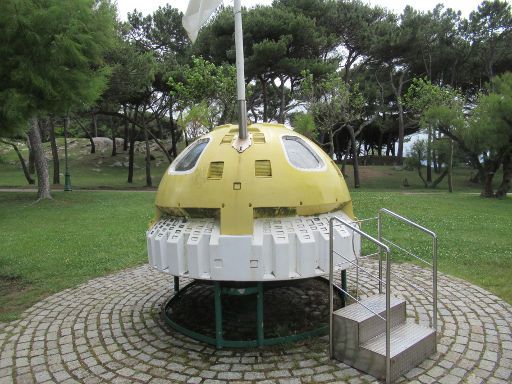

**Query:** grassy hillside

left=0, top=138, right=488, bottom=192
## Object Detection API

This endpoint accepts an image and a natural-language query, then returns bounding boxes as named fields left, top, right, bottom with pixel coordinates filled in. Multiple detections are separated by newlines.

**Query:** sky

left=117, top=0, right=496, bottom=20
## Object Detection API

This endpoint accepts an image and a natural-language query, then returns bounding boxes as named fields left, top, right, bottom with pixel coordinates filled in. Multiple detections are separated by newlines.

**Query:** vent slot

left=253, top=132, right=266, bottom=144
left=221, top=134, right=234, bottom=144
left=255, top=160, right=272, bottom=177
left=229, top=127, right=261, bottom=133
left=208, top=162, right=224, bottom=179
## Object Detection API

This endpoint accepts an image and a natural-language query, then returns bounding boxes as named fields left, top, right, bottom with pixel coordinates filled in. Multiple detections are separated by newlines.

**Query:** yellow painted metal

left=155, top=123, right=354, bottom=235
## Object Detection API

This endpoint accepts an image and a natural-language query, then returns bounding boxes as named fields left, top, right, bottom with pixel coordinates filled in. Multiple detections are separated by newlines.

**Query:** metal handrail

left=329, top=217, right=392, bottom=384
left=333, top=250, right=386, bottom=287
left=378, top=208, right=438, bottom=334
left=351, top=216, right=378, bottom=300
left=382, top=264, right=434, bottom=299
left=381, top=237, right=432, bottom=267
left=336, top=286, right=385, bottom=321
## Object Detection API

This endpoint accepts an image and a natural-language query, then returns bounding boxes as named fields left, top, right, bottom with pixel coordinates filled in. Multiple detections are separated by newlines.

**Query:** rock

left=92, top=137, right=113, bottom=148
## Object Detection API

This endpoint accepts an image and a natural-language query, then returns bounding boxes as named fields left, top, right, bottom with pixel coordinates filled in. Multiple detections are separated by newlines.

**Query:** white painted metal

left=147, top=210, right=360, bottom=281
left=233, top=0, right=247, bottom=139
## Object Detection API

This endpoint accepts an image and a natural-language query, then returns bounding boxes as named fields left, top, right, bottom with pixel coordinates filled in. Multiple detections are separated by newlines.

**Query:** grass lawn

left=0, top=191, right=154, bottom=322
left=0, top=190, right=510, bottom=323
left=352, top=192, right=512, bottom=305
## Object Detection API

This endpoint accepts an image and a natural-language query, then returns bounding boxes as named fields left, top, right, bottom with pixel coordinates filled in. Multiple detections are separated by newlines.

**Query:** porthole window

left=171, top=138, right=210, bottom=173
left=282, top=135, right=324, bottom=170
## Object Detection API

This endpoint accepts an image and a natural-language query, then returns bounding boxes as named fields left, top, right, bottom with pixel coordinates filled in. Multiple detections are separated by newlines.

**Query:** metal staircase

left=328, top=209, right=438, bottom=383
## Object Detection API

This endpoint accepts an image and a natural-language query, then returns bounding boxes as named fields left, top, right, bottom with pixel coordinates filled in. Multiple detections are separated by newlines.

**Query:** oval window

left=282, top=135, right=324, bottom=170
left=173, top=138, right=209, bottom=172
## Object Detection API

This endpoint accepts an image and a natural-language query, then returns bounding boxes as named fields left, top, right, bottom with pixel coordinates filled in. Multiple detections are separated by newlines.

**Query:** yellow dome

left=155, top=123, right=354, bottom=235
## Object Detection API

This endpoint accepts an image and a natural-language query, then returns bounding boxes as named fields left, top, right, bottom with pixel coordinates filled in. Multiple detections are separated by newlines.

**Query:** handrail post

left=329, top=219, right=334, bottom=359
left=378, top=212, right=383, bottom=294
left=385, top=248, right=391, bottom=384
left=432, top=235, right=438, bottom=346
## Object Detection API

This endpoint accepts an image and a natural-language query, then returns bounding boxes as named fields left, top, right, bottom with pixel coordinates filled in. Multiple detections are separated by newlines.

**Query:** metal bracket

left=232, top=133, right=253, bottom=153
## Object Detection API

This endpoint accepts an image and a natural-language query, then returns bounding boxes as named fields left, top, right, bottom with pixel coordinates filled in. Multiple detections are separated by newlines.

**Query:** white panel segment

left=187, top=220, right=213, bottom=279
left=166, top=218, right=189, bottom=276
left=293, top=218, right=316, bottom=277
left=210, top=235, right=255, bottom=280
left=271, top=221, right=288, bottom=279
left=146, top=210, right=359, bottom=281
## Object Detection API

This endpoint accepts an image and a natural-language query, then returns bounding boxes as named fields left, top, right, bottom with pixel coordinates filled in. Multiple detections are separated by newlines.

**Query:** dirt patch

left=0, top=275, right=25, bottom=294
left=0, top=275, right=29, bottom=321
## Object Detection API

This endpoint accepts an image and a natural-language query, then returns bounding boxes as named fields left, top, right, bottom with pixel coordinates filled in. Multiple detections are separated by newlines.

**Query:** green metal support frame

left=341, top=269, right=347, bottom=307
left=162, top=275, right=347, bottom=349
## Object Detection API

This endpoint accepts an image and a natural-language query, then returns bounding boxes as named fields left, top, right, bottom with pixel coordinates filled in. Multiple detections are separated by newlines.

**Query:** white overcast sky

left=116, top=0, right=503, bottom=21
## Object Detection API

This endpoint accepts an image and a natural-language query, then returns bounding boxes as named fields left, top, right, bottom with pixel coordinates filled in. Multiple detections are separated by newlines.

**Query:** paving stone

left=217, top=371, right=242, bottom=380
left=0, top=263, right=510, bottom=384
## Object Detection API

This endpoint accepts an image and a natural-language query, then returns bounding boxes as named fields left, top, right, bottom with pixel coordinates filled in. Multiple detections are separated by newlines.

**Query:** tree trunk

left=170, top=118, right=177, bottom=158
left=341, top=140, right=351, bottom=177
left=348, top=125, right=360, bottom=188
left=390, top=70, right=405, bottom=165
left=328, top=128, right=335, bottom=159
left=417, top=165, right=428, bottom=188
left=183, top=125, right=189, bottom=147
left=92, top=113, right=98, bottom=137
left=27, top=136, right=35, bottom=175
left=448, top=140, right=454, bottom=193
left=495, top=152, right=511, bottom=199
left=278, top=76, right=286, bottom=124
left=123, top=106, right=129, bottom=151
left=146, top=128, right=173, bottom=163
left=111, top=116, right=117, bottom=156
left=426, top=125, right=432, bottom=183
left=480, top=159, right=500, bottom=198
left=48, top=118, right=60, bottom=184
left=0, top=139, right=35, bottom=184
left=433, top=130, right=439, bottom=173
left=431, top=168, right=448, bottom=188
left=260, top=76, right=268, bottom=123
left=127, top=109, right=138, bottom=184
left=73, top=118, right=96, bottom=154
left=27, top=117, right=51, bottom=199
left=144, top=128, right=152, bottom=187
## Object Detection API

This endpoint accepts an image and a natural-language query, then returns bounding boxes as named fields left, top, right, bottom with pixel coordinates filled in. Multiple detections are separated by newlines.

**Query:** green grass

left=0, top=191, right=154, bottom=322
left=351, top=192, right=512, bottom=304
left=0, top=190, right=510, bottom=323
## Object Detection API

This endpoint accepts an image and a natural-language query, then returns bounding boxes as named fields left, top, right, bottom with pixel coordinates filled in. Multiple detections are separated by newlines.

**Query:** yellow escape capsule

left=147, top=123, right=359, bottom=281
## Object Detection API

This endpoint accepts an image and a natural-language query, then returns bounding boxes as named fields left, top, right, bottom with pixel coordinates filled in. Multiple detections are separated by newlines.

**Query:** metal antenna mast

left=233, top=0, right=247, bottom=139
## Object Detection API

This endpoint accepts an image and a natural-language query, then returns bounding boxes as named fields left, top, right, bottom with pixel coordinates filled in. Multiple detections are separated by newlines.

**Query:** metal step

left=333, top=294, right=406, bottom=344
left=332, top=294, right=406, bottom=367
left=361, top=322, right=436, bottom=381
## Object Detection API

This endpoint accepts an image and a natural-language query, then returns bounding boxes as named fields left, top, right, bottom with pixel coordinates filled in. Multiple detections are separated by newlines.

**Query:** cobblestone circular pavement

left=0, top=260, right=511, bottom=384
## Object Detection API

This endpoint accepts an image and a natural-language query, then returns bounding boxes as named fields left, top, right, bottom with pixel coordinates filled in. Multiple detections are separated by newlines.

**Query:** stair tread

left=333, top=294, right=405, bottom=322
left=361, top=322, right=435, bottom=357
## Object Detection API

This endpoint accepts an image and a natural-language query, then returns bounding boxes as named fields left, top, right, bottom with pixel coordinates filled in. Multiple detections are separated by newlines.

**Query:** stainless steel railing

left=329, top=210, right=438, bottom=384
left=378, top=208, right=438, bottom=333
left=329, top=217, right=392, bottom=384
